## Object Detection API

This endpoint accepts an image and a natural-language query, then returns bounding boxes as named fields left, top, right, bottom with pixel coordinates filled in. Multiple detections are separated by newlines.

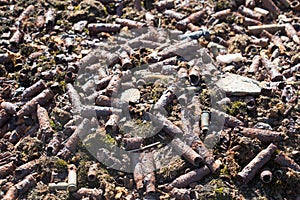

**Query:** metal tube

left=48, top=182, right=69, bottom=191
left=171, top=138, right=203, bottom=166
left=261, top=0, right=280, bottom=18
left=238, top=143, right=277, bottom=183
left=201, top=111, right=210, bottom=131
left=88, top=163, right=98, bottom=182
left=260, top=168, right=272, bottom=183
left=234, top=126, right=285, bottom=142
left=248, top=24, right=286, bottom=34
left=67, top=164, right=77, bottom=192
left=290, top=1, right=300, bottom=11
left=21, top=80, right=47, bottom=100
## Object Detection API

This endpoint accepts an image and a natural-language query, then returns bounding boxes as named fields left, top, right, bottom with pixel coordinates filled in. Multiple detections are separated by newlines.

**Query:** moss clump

left=223, top=101, right=247, bottom=116
left=104, top=134, right=116, bottom=145
left=54, top=158, right=68, bottom=170
left=59, top=80, right=66, bottom=91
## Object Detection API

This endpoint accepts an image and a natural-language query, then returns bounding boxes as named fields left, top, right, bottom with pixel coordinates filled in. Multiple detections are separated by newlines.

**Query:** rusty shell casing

left=21, top=80, right=47, bottom=100
left=1, top=101, right=17, bottom=115
left=170, top=188, right=191, bottom=200
left=261, top=0, right=280, bottom=18
left=151, top=113, right=183, bottom=138
left=238, top=143, right=277, bottom=184
left=95, top=94, right=111, bottom=106
left=274, top=151, right=300, bottom=172
left=0, top=109, right=11, bottom=128
left=164, top=10, right=185, bottom=20
left=46, top=133, right=62, bottom=156
left=88, top=23, right=121, bottom=33
left=81, top=106, right=118, bottom=119
left=193, top=140, right=216, bottom=173
left=105, top=74, right=122, bottom=97
left=250, top=37, right=269, bottom=47
left=212, top=36, right=228, bottom=47
left=17, top=89, right=54, bottom=117
left=187, top=23, right=201, bottom=31
left=16, top=174, right=37, bottom=196
left=278, top=0, right=290, bottom=7
left=260, top=30, right=285, bottom=53
left=148, top=56, right=177, bottom=72
left=176, top=10, right=206, bottom=30
left=2, top=186, right=17, bottom=200
left=290, top=1, right=300, bottom=11
left=64, top=118, right=90, bottom=152
left=169, top=165, right=211, bottom=189
left=249, top=55, right=261, bottom=73
left=171, top=138, right=203, bottom=166
left=123, top=137, right=143, bottom=151
left=141, top=152, right=156, bottom=194
left=119, top=51, right=133, bottom=70
left=133, top=156, right=144, bottom=190
left=260, top=56, right=284, bottom=82
left=96, top=75, right=113, bottom=91
left=115, top=18, right=146, bottom=29
left=211, top=9, right=231, bottom=19
left=57, top=119, right=90, bottom=159
left=105, top=114, right=120, bottom=135
left=234, top=127, right=285, bottom=142
left=244, top=17, right=262, bottom=26
left=285, top=23, right=300, bottom=44
left=66, top=83, right=82, bottom=114
left=0, top=161, right=15, bottom=178
left=189, top=65, right=201, bottom=86
left=153, top=86, right=176, bottom=111
left=37, top=105, right=54, bottom=140
left=65, top=71, right=76, bottom=83
left=88, top=164, right=98, bottom=182
left=15, top=159, right=39, bottom=179
left=67, top=164, right=77, bottom=192
left=211, top=108, right=244, bottom=127
left=254, top=7, right=269, bottom=16
left=238, top=5, right=263, bottom=21
left=72, top=188, right=103, bottom=200
left=260, top=168, right=272, bottom=183
left=201, top=111, right=210, bottom=131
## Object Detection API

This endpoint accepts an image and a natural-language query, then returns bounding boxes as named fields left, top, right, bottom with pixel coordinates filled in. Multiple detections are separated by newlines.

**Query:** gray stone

left=216, top=73, right=261, bottom=96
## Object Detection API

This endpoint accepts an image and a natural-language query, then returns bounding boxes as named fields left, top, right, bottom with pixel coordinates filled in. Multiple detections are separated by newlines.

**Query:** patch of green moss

left=59, top=80, right=67, bottom=91
left=49, top=119, right=55, bottom=128
left=54, top=158, right=68, bottom=170
left=104, top=134, right=116, bottom=145
left=223, top=101, right=247, bottom=116
left=219, top=165, right=229, bottom=176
